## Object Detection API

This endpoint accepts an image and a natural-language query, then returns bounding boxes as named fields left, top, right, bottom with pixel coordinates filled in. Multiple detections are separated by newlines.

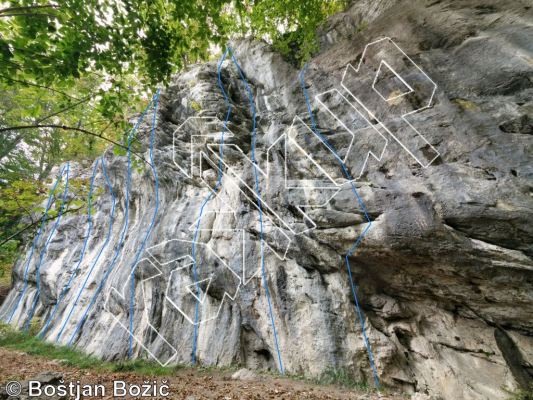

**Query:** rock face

left=1, top=1, right=532, bottom=399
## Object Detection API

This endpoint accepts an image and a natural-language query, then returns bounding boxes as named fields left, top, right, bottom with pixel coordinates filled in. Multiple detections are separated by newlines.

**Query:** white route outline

left=341, top=37, right=440, bottom=168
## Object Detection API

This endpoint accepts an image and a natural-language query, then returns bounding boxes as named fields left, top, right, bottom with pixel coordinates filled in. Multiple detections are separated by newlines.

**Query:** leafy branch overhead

left=0, top=0, right=348, bottom=271
left=1, top=0, right=348, bottom=100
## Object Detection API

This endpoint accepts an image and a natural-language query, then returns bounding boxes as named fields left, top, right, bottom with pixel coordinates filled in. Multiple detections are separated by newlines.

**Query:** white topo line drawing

left=103, top=37, right=440, bottom=366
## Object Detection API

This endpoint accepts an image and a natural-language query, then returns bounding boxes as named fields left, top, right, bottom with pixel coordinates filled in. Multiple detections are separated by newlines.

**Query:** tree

left=0, top=0, right=349, bottom=280
left=242, top=0, right=348, bottom=63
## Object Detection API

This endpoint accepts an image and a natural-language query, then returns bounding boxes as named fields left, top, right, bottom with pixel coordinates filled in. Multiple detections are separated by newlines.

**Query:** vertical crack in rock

left=494, top=327, right=533, bottom=390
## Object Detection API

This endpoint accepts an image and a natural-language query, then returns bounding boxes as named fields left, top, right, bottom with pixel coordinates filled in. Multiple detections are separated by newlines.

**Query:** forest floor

left=0, top=346, right=406, bottom=400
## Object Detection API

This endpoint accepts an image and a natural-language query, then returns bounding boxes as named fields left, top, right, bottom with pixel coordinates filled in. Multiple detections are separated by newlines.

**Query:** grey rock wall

left=2, top=1, right=532, bottom=399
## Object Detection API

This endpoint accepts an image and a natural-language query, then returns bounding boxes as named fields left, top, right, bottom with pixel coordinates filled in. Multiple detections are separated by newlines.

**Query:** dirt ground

left=0, top=347, right=405, bottom=400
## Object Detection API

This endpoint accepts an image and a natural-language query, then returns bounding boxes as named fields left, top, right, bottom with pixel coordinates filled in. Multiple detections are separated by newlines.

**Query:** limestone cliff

left=1, top=1, right=532, bottom=399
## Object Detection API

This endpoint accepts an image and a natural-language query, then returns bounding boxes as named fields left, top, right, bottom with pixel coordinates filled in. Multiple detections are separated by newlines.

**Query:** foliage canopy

left=0, top=0, right=349, bottom=279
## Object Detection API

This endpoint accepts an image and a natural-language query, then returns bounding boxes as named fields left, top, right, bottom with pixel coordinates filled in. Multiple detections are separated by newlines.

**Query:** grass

left=452, top=98, right=479, bottom=111
left=504, top=387, right=533, bottom=400
left=315, top=368, right=371, bottom=391
left=0, top=264, right=11, bottom=287
left=356, top=20, right=368, bottom=33
left=0, top=322, right=245, bottom=378
left=263, top=367, right=374, bottom=393
left=0, top=323, right=182, bottom=376
left=196, top=364, right=239, bottom=374
left=0, top=323, right=381, bottom=393
left=190, top=100, right=202, bottom=112
left=111, top=360, right=184, bottom=376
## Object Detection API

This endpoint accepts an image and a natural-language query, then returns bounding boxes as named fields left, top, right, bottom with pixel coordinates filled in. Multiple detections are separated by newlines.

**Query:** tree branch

left=0, top=206, right=82, bottom=248
left=0, top=13, right=58, bottom=18
left=0, top=132, right=25, bottom=161
left=36, top=96, right=92, bottom=124
left=6, top=193, right=36, bottom=225
left=98, top=120, right=114, bottom=136
left=0, top=124, right=149, bottom=164
left=0, top=97, right=94, bottom=161
left=0, top=75, right=79, bottom=100
left=0, top=5, right=59, bottom=14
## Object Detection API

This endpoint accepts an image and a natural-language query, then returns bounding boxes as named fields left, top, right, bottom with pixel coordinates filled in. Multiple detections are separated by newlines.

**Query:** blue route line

left=230, top=48, right=285, bottom=374
left=299, top=64, right=380, bottom=388
left=55, top=158, right=116, bottom=343
left=24, top=163, right=70, bottom=331
left=190, top=48, right=232, bottom=364
left=63, top=96, right=157, bottom=346
left=39, top=159, right=100, bottom=338
left=128, top=89, right=161, bottom=358
left=6, top=164, right=69, bottom=324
